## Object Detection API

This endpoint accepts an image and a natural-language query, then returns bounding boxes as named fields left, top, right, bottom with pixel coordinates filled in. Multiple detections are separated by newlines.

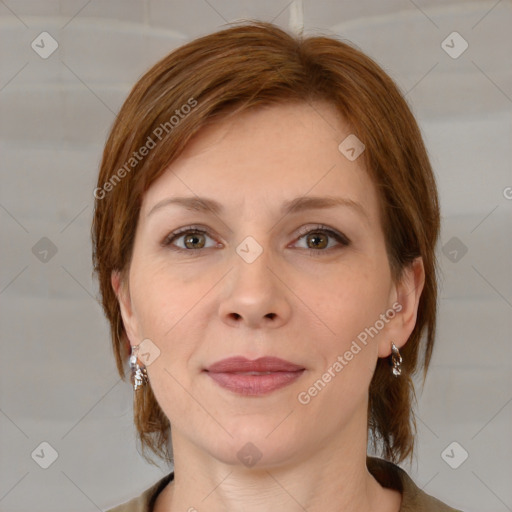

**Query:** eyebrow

left=147, top=195, right=369, bottom=224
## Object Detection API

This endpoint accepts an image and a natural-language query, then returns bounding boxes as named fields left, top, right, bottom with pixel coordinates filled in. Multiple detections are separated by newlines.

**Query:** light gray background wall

left=1, top=1, right=511, bottom=511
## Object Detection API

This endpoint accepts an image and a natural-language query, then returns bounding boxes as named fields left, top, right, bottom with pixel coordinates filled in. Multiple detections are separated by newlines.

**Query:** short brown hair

left=92, top=20, right=440, bottom=467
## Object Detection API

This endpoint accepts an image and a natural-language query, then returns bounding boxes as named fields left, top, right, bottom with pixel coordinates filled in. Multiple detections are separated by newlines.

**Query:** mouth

left=204, top=356, right=305, bottom=396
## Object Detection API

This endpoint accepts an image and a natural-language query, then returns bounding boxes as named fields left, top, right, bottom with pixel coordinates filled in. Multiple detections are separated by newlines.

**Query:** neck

left=154, top=408, right=396, bottom=512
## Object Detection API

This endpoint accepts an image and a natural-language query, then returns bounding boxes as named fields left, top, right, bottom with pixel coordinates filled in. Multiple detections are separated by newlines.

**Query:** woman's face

left=113, top=101, right=423, bottom=467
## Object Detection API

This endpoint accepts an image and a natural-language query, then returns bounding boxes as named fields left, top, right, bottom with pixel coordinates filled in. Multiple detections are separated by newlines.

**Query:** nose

left=218, top=248, right=292, bottom=329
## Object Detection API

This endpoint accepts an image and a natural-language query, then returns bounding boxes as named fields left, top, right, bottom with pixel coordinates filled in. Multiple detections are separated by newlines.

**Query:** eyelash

left=161, top=224, right=351, bottom=255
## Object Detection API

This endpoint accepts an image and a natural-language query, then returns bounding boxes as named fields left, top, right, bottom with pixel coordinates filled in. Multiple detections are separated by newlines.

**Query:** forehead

left=141, top=101, right=380, bottom=225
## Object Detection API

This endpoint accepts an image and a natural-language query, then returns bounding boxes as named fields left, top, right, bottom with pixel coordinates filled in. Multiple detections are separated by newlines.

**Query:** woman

left=93, top=21, right=463, bottom=512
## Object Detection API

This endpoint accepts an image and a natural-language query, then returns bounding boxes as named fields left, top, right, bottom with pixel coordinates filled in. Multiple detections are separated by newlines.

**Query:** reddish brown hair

left=92, top=21, right=440, bottom=467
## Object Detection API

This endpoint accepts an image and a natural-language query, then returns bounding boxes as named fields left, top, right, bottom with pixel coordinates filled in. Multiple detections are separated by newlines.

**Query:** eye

left=161, top=224, right=350, bottom=254
left=162, top=225, right=220, bottom=252
left=292, top=225, right=350, bottom=253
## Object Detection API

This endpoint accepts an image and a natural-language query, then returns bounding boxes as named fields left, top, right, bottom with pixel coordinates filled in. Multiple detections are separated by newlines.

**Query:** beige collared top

left=106, top=456, right=464, bottom=512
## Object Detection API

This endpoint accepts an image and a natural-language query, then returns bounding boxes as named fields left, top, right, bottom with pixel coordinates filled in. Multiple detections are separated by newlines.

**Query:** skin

left=112, top=101, right=425, bottom=512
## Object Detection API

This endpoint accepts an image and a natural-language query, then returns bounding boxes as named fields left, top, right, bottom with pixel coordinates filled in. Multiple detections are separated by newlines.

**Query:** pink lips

left=204, top=356, right=305, bottom=396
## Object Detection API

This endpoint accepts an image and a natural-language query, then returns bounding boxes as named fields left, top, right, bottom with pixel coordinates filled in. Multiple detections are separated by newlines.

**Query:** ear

left=378, top=256, right=425, bottom=358
left=111, top=270, right=141, bottom=349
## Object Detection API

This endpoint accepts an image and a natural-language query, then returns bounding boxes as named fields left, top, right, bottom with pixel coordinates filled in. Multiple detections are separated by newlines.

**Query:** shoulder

left=106, top=493, right=147, bottom=512
left=105, top=472, right=174, bottom=512
left=367, top=456, right=465, bottom=512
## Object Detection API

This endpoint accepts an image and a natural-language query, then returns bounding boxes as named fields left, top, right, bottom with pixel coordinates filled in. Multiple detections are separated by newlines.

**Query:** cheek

left=314, top=266, right=374, bottom=327
left=298, top=273, right=383, bottom=410
left=128, top=259, right=214, bottom=383
left=129, top=255, right=194, bottom=335
left=309, top=265, right=390, bottom=367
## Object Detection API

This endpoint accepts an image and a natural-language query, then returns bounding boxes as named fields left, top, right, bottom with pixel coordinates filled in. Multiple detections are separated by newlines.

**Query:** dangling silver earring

left=129, top=344, right=148, bottom=391
left=390, top=342, right=402, bottom=377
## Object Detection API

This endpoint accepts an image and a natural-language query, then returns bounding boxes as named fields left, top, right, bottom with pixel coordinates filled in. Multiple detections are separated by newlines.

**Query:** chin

left=199, top=423, right=303, bottom=470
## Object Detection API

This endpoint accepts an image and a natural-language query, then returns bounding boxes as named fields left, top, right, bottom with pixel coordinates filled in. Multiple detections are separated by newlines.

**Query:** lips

left=206, top=356, right=304, bottom=373
left=204, top=357, right=305, bottom=396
